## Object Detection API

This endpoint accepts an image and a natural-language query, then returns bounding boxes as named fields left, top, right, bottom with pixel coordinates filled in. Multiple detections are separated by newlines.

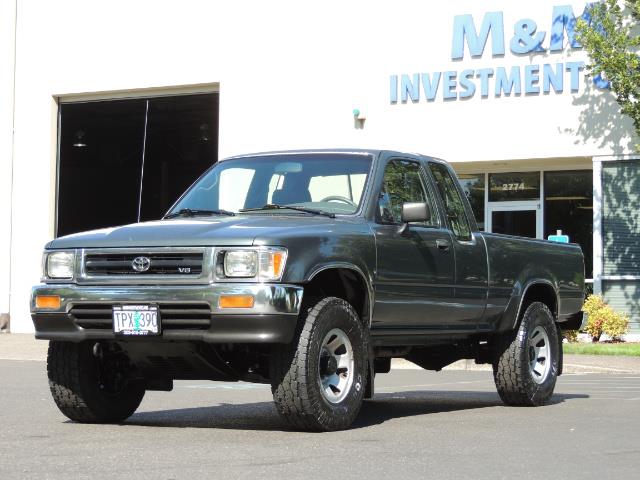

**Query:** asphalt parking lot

left=2, top=357, right=640, bottom=480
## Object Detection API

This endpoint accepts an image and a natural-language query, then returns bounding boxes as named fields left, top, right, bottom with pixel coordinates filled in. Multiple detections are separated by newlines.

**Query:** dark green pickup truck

left=31, top=149, right=585, bottom=431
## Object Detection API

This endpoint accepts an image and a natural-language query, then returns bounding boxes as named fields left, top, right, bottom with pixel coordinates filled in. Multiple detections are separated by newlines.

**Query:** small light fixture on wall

left=353, top=108, right=366, bottom=129
left=73, top=129, right=87, bottom=148
left=199, top=123, right=210, bottom=143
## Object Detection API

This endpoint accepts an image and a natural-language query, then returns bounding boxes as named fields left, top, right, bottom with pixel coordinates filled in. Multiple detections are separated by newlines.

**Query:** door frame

left=486, top=201, right=542, bottom=238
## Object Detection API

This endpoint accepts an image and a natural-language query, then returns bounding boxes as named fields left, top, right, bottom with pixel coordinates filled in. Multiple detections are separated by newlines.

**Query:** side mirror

left=398, top=202, right=430, bottom=234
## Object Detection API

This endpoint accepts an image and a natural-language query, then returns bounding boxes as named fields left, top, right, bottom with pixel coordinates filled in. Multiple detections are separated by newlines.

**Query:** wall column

left=0, top=0, right=17, bottom=331
left=592, top=158, right=603, bottom=295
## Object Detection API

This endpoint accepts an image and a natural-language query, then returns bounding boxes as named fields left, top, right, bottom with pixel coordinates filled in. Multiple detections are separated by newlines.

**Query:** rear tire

left=493, top=302, right=560, bottom=406
left=47, top=341, right=145, bottom=423
left=270, top=297, right=368, bottom=431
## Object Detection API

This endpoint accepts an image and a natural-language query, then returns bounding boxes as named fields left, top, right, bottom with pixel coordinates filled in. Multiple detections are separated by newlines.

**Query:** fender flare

left=307, top=263, right=375, bottom=327
left=513, top=279, right=559, bottom=329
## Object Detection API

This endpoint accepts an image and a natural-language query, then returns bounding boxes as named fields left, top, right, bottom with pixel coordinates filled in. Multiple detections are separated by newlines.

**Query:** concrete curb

left=393, top=356, right=640, bottom=374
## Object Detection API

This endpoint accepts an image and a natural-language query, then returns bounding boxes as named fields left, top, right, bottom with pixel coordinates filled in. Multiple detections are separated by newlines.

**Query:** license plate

left=113, top=305, right=160, bottom=336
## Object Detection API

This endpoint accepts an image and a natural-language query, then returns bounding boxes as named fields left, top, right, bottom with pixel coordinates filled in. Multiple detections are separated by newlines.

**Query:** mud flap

left=364, top=344, right=375, bottom=399
left=557, top=324, right=564, bottom=376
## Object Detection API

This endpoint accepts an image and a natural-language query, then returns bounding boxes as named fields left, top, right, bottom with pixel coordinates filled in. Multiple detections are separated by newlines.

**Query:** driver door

left=371, top=159, right=456, bottom=330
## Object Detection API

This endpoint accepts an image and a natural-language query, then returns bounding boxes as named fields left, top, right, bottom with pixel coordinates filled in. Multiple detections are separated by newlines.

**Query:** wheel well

left=519, top=283, right=558, bottom=323
left=304, top=268, right=370, bottom=326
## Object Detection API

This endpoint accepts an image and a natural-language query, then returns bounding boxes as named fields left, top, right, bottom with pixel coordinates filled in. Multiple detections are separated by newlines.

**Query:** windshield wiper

left=239, top=204, right=336, bottom=218
left=164, top=208, right=236, bottom=219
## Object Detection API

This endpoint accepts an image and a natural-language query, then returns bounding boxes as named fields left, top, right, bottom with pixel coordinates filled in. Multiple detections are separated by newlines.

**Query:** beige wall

left=452, top=157, right=593, bottom=174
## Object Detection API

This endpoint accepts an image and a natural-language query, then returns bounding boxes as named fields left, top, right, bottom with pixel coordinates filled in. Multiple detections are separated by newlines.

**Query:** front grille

left=84, top=252, right=204, bottom=276
left=70, top=303, right=212, bottom=330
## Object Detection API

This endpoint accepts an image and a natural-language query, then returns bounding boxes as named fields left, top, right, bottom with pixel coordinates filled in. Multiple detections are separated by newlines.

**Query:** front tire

left=47, top=341, right=145, bottom=423
left=493, top=302, right=560, bottom=406
left=270, top=297, right=368, bottom=431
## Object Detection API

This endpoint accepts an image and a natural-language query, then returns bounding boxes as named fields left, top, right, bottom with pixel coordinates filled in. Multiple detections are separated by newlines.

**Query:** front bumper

left=31, top=283, right=303, bottom=344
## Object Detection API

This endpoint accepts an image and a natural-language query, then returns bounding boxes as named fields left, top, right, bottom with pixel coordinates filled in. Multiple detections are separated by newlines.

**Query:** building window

left=544, top=170, right=593, bottom=278
left=458, top=173, right=485, bottom=230
left=489, top=172, right=540, bottom=201
left=601, top=160, right=640, bottom=332
left=56, top=93, right=219, bottom=237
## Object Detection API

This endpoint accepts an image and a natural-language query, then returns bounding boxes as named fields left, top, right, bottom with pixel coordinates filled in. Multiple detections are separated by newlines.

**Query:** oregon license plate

left=113, top=305, right=160, bottom=336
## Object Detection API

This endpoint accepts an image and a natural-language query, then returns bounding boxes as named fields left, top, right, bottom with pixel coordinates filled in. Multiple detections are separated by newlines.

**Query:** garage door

left=56, top=93, right=219, bottom=237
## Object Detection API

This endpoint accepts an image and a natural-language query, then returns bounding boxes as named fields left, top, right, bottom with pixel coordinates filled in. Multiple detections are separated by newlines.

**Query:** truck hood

left=46, top=215, right=354, bottom=249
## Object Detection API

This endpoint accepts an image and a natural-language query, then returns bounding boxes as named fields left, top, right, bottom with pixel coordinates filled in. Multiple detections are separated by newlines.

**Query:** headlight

left=224, top=250, right=258, bottom=278
left=45, top=251, right=75, bottom=279
left=218, top=248, right=287, bottom=281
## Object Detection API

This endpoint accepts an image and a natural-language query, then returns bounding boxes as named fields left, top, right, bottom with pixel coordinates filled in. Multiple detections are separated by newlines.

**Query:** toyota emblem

left=131, top=256, right=151, bottom=272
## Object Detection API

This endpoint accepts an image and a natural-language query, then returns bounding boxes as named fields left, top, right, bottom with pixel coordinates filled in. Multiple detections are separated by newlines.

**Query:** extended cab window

left=429, top=162, right=472, bottom=240
left=378, top=160, right=436, bottom=226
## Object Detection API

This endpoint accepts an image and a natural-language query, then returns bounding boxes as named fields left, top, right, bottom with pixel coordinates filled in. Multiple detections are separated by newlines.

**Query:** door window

left=491, top=210, right=537, bottom=237
left=378, top=160, right=437, bottom=226
left=429, top=163, right=472, bottom=240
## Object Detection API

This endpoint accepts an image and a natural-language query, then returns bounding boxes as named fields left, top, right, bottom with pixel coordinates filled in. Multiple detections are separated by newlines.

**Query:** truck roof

left=222, top=148, right=447, bottom=165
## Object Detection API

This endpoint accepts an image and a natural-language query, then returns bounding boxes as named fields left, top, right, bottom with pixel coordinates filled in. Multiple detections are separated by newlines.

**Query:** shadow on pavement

left=353, top=390, right=588, bottom=428
left=128, top=401, right=285, bottom=431
left=124, top=390, right=589, bottom=432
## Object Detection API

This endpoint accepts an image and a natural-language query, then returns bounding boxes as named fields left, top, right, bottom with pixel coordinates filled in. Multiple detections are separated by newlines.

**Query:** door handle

left=436, top=239, right=450, bottom=251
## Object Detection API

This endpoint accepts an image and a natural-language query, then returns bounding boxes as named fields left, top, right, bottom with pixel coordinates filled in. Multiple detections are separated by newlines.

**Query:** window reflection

left=458, top=173, right=485, bottom=230
left=489, top=172, right=540, bottom=201
left=544, top=170, right=593, bottom=278
left=378, top=160, right=435, bottom=226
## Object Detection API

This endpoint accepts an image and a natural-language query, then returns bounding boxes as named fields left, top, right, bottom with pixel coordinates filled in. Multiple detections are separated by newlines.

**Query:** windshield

left=169, top=153, right=373, bottom=215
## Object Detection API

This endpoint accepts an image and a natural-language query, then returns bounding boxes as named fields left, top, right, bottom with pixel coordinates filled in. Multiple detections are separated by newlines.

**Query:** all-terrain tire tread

left=48, top=341, right=101, bottom=422
left=47, top=341, right=144, bottom=423
left=270, top=297, right=364, bottom=431
left=493, top=302, right=557, bottom=406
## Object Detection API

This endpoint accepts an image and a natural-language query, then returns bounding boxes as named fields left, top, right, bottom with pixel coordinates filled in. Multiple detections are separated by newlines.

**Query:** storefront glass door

left=487, top=203, right=542, bottom=238
left=486, top=172, right=542, bottom=238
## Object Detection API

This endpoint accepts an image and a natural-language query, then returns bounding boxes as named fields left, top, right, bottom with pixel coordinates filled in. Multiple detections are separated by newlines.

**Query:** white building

left=1, top=0, right=638, bottom=334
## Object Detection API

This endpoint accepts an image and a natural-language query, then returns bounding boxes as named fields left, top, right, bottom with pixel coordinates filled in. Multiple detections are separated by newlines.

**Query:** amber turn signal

left=219, top=295, right=255, bottom=309
left=35, top=295, right=61, bottom=309
left=271, top=252, right=284, bottom=279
